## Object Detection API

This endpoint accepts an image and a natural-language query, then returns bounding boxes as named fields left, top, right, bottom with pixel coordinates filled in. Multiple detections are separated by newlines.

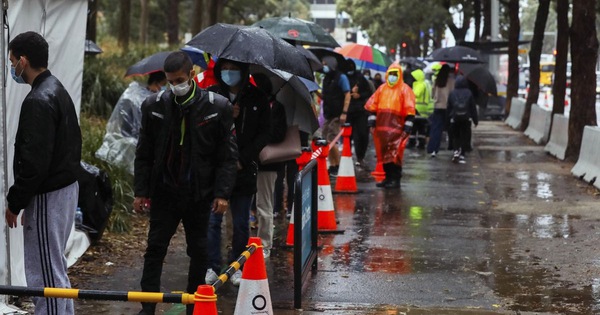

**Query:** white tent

left=1, top=0, right=89, bottom=312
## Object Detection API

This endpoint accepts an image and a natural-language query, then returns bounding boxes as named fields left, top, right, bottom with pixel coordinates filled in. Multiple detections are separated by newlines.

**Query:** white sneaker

left=263, top=249, right=271, bottom=259
left=205, top=268, right=219, bottom=284
left=430, top=152, right=437, bottom=158
left=231, top=270, right=243, bottom=286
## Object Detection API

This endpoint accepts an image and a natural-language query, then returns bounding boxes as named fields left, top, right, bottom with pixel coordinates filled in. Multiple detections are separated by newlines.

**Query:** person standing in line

left=408, top=68, right=434, bottom=149
left=5, top=31, right=82, bottom=315
left=426, top=63, right=455, bottom=157
left=447, top=76, right=479, bottom=164
left=133, top=51, right=238, bottom=315
left=205, top=59, right=271, bottom=286
left=364, top=62, right=416, bottom=189
left=251, top=73, right=287, bottom=259
left=345, top=59, right=374, bottom=170
left=319, top=55, right=351, bottom=176
left=372, top=72, right=384, bottom=89
left=362, top=69, right=376, bottom=92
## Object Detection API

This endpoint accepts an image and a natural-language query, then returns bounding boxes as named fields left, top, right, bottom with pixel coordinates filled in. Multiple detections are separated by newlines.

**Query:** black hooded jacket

left=7, top=70, right=82, bottom=214
left=209, top=59, right=272, bottom=195
left=134, top=87, right=238, bottom=201
left=447, top=76, right=479, bottom=126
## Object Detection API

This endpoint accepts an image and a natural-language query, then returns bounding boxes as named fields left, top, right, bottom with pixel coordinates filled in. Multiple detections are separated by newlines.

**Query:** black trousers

left=140, top=186, right=210, bottom=314
left=451, top=120, right=472, bottom=155
left=383, top=163, right=402, bottom=181
left=347, top=110, right=369, bottom=160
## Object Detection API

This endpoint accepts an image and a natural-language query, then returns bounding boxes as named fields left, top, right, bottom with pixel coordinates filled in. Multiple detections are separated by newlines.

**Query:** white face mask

left=388, top=75, right=399, bottom=85
left=171, top=80, right=191, bottom=96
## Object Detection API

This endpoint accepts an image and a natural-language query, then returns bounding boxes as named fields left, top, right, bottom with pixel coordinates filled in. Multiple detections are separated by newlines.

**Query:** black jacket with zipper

left=134, top=87, right=238, bottom=201
left=8, top=70, right=82, bottom=214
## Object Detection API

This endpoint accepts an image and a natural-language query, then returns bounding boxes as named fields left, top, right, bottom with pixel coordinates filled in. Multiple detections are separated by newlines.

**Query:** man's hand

left=5, top=207, right=21, bottom=228
left=340, top=113, right=347, bottom=124
left=133, top=197, right=151, bottom=213
left=212, top=198, right=229, bottom=215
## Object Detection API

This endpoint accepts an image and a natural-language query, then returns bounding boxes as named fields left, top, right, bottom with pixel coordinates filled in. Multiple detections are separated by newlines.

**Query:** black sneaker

left=328, top=166, right=339, bottom=176
left=384, top=179, right=400, bottom=189
left=375, top=179, right=388, bottom=188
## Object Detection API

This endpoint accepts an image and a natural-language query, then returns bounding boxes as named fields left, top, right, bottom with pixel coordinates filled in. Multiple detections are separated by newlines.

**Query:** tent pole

left=1, top=0, right=10, bottom=288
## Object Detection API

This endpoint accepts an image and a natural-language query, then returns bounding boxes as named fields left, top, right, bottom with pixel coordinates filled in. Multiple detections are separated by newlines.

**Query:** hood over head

left=385, top=62, right=404, bottom=87
left=322, top=56, right=338, bottom=71
left=454, top=75, right=469, bottom=89
left=411, top=68, right=425, bottom=82
left=213, top=58, right=250, bottom=91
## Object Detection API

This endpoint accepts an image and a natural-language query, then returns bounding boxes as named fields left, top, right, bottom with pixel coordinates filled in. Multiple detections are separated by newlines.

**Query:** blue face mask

left=221, top=70, right=242, bottom=87
left=322, top=65, right=330, bottom=73
left=388, top=75, right=399, bottom=85
left=11, top=59, right=26, bottom=84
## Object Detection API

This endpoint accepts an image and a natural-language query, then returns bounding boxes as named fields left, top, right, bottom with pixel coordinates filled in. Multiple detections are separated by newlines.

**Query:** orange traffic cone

left=370, top=129, right=385, bottom=183
left=286, top=147, right=312, bottom=247
left=333, top=124, right=358, bottom=194
left=234, top=237, right=273, bottom=315
left=313, top=139, right=343, bottom=233
left=192, top=285, right=217, bottom=315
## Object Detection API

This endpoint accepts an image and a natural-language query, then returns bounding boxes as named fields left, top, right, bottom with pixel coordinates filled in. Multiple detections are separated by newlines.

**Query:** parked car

left=540, top=62, right=555, bottom=86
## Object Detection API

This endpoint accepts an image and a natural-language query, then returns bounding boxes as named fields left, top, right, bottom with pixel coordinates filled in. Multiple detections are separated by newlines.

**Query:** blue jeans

left=207, top=194, right=253, bottom=272
left=427, top=109, right=447, bottom=154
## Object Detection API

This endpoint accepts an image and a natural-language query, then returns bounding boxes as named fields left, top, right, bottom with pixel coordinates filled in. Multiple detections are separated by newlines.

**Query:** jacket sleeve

left=364, top=87, right=380, bottom=113
left=7, top=98, right=56, bottom=214
left=214, top=101, right=239, bottom=199
left=358, top=77, right=373, bottom=101
left=134, top=97, right=156, bottom=198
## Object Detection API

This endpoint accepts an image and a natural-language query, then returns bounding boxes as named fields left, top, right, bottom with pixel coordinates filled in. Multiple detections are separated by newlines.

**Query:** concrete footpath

left=69, top=121, right=600, bottom=314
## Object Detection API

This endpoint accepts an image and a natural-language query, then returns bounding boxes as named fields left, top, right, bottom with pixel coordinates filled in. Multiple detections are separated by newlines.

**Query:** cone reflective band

left=334, top=124, right=358, bottom=193
left=193, top=285, right=217, bottom=315
left=312, top=140, right=337, bottom=231
left=234, top=237, right=273, bottom=315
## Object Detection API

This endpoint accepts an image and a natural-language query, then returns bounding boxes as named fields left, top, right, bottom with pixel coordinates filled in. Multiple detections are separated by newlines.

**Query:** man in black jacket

left=205, top=58, right=271, bottom=286
left=5, top=31, right=82, bottom=315
left=345, top=59, right=373, bottom=170
left=133, top=51, right=238, bottom=315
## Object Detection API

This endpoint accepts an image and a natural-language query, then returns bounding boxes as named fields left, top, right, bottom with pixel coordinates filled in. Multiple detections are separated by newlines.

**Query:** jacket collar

left=32, top=70, right=52, bottom=88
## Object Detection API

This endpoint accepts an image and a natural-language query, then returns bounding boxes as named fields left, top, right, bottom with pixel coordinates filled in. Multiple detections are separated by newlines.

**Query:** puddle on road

left=313, top=192, right=598, bottom=313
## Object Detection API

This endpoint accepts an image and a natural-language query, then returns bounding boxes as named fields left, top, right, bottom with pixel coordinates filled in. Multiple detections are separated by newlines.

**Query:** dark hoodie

left=447, top=76, right=478, bottom=126
left=209, top=59, right=272, bottom=195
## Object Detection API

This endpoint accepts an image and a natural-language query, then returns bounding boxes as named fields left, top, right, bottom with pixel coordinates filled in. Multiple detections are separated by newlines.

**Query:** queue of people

left=4, top=30, right=479, bottom=315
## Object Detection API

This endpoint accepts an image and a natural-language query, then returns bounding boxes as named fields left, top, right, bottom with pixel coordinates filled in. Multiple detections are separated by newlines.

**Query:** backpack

left=451, top=93, right=470, bottom=121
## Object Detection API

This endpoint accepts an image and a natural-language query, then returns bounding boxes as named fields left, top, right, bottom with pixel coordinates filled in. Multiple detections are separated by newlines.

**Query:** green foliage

left=80, top=114, right=135, bottom=234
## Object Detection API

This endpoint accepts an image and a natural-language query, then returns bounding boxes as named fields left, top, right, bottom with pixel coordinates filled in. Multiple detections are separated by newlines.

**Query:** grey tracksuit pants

left=24, top=181, right=78, bottom=315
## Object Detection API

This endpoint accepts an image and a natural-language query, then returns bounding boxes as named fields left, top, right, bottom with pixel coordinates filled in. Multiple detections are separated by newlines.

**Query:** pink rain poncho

left=364, top=62, right=416, bottom=165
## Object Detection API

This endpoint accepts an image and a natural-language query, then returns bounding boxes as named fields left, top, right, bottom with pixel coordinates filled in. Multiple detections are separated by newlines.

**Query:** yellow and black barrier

left=0, top=285, right=196, bottom=304
left=0, top=242, right=259, bottom=306
left=211, top=242, right=258, bottom=291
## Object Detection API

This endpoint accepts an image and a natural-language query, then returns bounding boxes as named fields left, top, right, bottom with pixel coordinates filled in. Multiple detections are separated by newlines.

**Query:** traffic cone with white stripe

left=234, top=237, right=273, bottom=315
left=333, top=123, right=359, bottom=194
left=313, top=139, right=343, bottom=233
left=285, top=147, right=312, bottom=247
left=192, top=285, right=217, bottom=315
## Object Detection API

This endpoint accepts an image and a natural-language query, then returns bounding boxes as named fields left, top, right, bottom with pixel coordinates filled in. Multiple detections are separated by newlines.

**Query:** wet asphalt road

left=72, top=120, right=600, bottom=314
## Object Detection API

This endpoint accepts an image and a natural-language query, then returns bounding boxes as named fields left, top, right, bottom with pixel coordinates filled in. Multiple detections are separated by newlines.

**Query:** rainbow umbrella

left=336, top=43, right=392, bottom=72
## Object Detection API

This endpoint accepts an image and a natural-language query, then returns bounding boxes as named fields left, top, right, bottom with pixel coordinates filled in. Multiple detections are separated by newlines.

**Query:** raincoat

left=365, top=63, right=416, bottom=165
left=411, top=69, right=434, bottom=118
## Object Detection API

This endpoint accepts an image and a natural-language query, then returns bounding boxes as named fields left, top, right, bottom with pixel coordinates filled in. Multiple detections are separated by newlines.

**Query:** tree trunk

left=473, top=0, right=481, bottom=42
left=190, top=0, right=204, bottom=35
left=118, top=0, right=131, bottom=51
left=505, top=0, right=520, bottom=116
left=443, top=0, right=469, bottom=43
left=552, top=0, right=569, bottom=117
left=139, top=0, right=149, bottom=45
left=481, top=0, right=491, bottom=40
left=567, top=0, right=598, bottom=159
left=166, top=0, right=180, bottom=45
left=522, top=0, right=550, bottom=131
left=86, top=0, right=97, bottom=42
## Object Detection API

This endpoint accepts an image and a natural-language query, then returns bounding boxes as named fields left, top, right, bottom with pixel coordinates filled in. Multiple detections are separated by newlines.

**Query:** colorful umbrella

left=336, top=43, right=392, bottom=72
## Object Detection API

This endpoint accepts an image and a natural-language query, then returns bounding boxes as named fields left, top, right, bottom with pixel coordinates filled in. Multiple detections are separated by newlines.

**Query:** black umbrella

left=459, top=63, right=497, bottom=96
left=85, top=39, right=103, bottom=55
left=252, top=16, right=340, bottom=48
left=427, top=45, right=485, bottom=64
left=125, top=51, right=171, bottom=77
left=296, top=45, right=323, bottom=72
left=186, top=23, right=314, bottom=80
left=399, top=57, right=426, bottom=70
left=307, top=47, right=348, bottom=72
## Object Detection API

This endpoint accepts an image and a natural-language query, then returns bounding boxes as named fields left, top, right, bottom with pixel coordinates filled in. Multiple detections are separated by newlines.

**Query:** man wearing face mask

left=205, top=58, right=271, bottom=287
left=133, top=51, right=238, bottom=315
left=5, top=31, right=82, bottom=315
left=365, top=62, right=416, bottom=189
left=345, top=59, right=373, bottom=171
left=320, top=55, right=351, bottom=176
